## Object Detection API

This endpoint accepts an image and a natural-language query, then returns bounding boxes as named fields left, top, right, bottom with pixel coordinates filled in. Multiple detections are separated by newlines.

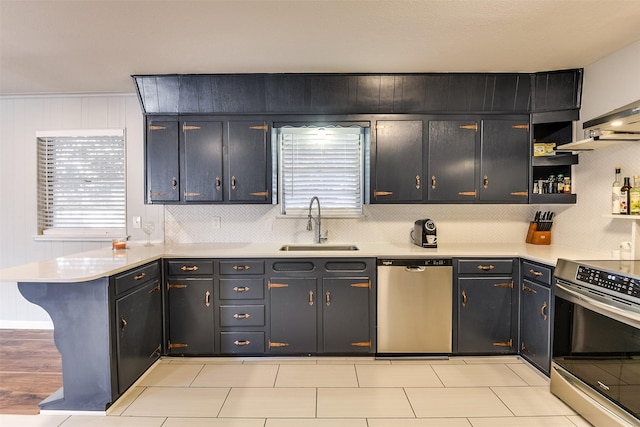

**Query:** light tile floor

left=0, top=356, right=593, bottom=427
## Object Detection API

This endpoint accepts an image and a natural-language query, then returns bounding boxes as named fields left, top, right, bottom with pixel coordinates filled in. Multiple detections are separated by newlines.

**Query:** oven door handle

left=555, top=282, right=640, bottom=329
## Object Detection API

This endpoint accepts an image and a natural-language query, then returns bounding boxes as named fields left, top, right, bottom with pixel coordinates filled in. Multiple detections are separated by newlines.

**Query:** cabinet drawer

left=167, top=260, right=214, bottom=276
left=219, top=279, right=265, bottom=300
left=114, top=262, right=160, bottom=295
left=522, top=261, right=552, bottom=285
left=220, top=260, right=264, bottom=275
left=220, top=332, right=265, bottom=354
left=220, top=305, right=265, bottom=327
left=457, top=259, right=513, bottom=275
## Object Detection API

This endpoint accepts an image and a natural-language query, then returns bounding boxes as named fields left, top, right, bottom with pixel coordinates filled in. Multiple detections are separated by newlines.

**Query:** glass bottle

left=630, top=176, right=640, bottom=215
left=563, top=176, right=571, bottom=194
left=557, top=174, right=564, bottom=193
left=620, top=176, right=631, bottom=214
left=612, top=167, right=622, bottom=214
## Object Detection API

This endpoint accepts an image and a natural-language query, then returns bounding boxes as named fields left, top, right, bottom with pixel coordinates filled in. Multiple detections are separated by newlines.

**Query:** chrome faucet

left=307, top=196, right=327, bottom=244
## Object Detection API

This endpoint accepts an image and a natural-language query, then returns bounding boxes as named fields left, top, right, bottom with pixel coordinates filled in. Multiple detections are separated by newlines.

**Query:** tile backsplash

left=165, top=203, right=539, bottom=245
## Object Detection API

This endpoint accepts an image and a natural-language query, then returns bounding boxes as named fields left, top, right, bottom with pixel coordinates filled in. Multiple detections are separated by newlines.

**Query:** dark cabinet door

left=181, top=120, right=223, bottom=202
left=520, top=279, right=552, bottom=374
left=373, top=120, right=423, bottom=202
left=322, top=278, right=372, bottom=353
left=167, top=278, right=215, bottom=355
left=146, top=119, right=180, bottom=203
left=457, top=277, right=514, bottom=353
left=115, top=280, right=162, bottom=394
left=269, top=277, right=317, bottom=354
left=479, top=119, right=530, bottom=203
left=227, top=121, right=270, bottom=202
left=428, top=120, right=478, bottom=202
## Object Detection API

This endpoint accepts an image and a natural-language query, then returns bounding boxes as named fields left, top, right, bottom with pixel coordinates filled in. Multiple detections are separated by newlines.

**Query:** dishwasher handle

left=405, top=266, right=426, bottom=272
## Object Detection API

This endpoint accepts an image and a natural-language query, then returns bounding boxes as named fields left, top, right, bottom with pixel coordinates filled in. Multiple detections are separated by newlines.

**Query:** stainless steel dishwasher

left=377, top=259, right=453, bottom=355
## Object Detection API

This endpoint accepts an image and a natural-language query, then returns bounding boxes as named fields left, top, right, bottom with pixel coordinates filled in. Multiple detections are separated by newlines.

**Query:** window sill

left=35, top=229, right=127, bottom=242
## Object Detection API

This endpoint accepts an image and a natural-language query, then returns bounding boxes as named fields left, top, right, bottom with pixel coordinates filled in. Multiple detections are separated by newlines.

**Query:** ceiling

left=2, top=0, right=640, bottom=96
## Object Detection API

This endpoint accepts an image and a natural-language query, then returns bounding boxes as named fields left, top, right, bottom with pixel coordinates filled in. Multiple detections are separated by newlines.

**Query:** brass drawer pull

left=233, top=313, right=251, bottom=319
left=250, top=190, right=269, bottom=197
left=529, top=269, right=543, bottom=277
left=374, top=190, right=393, bottom=197
left=540, top=301, right=548, bottom=321
left=511, top=191, right=528, bottom=196
left=134, top=273, right=146, bottom=280
left=477, top=264, right=495, bottom=271
left=234, top=340, right=251, bottom=346
left=493, top=339, right=513, bottom=347
left=459, top=191, right=477, bottom=196
left=522, top=284, right=537, bottom=294
left=181, top=265, right=199, bottom=271
left=233, top=265, right=250, bottom=271
left=269, top=341, right=289, bottom=348
left=233, top=286, right=250, bottom=292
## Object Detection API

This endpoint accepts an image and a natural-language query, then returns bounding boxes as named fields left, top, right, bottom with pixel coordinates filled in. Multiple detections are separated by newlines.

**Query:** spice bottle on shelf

left=630, top=176, right=640, bottom=215
left=563, top=176, right=571, bottom=194
left=557, top=174, right=565, bottom=193
left=620, top=176, right=631, bottom=214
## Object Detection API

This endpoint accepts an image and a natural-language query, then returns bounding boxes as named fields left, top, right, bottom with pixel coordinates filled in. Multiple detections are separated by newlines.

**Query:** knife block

left=525, top=222, right=537, bottom=243
left=531, top=231, right=551, bottom=245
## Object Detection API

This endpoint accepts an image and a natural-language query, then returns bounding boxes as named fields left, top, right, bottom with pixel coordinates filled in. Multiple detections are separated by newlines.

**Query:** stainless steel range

left=552, top=258, right=640, bottom=427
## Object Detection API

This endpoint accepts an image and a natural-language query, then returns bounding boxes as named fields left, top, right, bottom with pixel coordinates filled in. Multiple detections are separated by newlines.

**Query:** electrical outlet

left=132, top=216, right=142, bottom=229
left=212, top=216, right=221, bottom=229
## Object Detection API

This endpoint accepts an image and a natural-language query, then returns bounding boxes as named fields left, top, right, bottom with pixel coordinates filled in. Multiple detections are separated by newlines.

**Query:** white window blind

left=278, top=126, right=365, bottom=217
left=37, top=129, right=126, bottom=238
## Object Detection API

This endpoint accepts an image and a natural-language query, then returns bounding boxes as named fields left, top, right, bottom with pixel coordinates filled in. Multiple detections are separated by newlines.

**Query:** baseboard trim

left=0, top=320, right=54, bottom=329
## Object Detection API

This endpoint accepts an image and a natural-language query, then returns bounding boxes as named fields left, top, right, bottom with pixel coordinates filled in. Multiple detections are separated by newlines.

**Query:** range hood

left=557, top=99, right=640, bottom=151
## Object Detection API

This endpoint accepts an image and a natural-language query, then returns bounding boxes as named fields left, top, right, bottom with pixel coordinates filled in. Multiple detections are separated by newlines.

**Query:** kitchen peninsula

left=0, top=241, right=614, bottom=413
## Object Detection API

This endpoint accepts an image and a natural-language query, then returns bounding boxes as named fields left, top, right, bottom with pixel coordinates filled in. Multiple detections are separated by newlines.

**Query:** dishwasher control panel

left=378, top=259, right=453, bottom=267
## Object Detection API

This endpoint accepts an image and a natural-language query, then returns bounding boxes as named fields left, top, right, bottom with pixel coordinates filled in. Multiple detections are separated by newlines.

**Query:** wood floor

left=0, top=329, right=62, bottom=415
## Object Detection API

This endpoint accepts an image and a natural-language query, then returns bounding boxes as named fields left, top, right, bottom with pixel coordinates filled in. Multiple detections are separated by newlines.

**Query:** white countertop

left=0, top=241, right=614, bottom=283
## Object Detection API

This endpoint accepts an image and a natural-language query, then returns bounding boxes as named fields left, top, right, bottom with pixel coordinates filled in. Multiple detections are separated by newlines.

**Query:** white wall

left=1, top=39, right=639, bottom=328
left=0, top=95, right=163, bottom=328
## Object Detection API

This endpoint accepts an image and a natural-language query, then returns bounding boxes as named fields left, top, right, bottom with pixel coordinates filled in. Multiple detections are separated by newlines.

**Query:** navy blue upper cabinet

left=134, top=72, right=549, bottom=115
left=532, top=69, right=583, bottom=113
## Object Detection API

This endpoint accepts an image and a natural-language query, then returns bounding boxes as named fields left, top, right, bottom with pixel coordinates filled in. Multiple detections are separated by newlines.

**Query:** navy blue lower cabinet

left=454, top=258, right=517, bottom=354
left=519, top=260, right=554, bottom=375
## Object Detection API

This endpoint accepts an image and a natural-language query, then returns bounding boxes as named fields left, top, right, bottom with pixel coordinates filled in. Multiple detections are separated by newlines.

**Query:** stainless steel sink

left=279, top=244, right=359, bottom=251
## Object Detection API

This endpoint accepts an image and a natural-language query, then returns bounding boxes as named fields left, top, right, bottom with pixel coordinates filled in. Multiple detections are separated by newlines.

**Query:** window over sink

left=274, top=124, right=369, bottom=217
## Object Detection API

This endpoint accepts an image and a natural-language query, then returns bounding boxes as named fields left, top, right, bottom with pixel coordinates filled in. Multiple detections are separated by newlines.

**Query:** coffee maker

left=413, top=219, right=437, bottom=248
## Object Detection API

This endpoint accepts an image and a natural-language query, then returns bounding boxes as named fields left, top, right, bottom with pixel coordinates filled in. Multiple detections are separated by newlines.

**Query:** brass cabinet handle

left=529, top=269, right=543, bottom=277
left=134, top=273, right=146, bottom=281
left=249, top=190, right=269, bottom=197
left=148, top=283, right=161, bottom=294
left=234, top=340, right=251, bottom=346
left=493, top=339, right=513, bottom=348
left=461, top=290, right=467, bottom=308
left=374, top=190, right=393, bottom=197
left=351, top=341, right=371, bottom=348
left=215, top=176, right=222, bottom=190
left=415, top=175, right=421, bottom=189
left=459, top=191, right=477, bottom=196
left=205, top=291, right=211, bottom=307
left=325, top=291, right=331, bottom=306
left=233, top=286, right=250, bottom=292
left=269, top=341, right=289, bottom=348
left=540, top=301, right=548, bottom=321
left=120, top=316, right=127, bottom=333
left=511, top=191, right=528, bottom=197
left=233, top=265, right=250, bottom=271
left=168, top=283, right=188, bottom=289
left=172, top=177, right=177, bottom=189
left=309, top=290, right=314, bottom=306
left=168, top=342, right=188, bottom=349
left=150, top=191, right=166, bottom=197
left=522, top=284, right=537, bottom=293
left=460, top=123, right=478, bottom=131
left=181, top=265, right=199, bottom=271
left=521, top=342, right=534, bottom=356
left=231, top=176, right=237, bottom=190
left=184, top=192, right=201, bottom=197
left=483, top=175, right=489, bottom=189
left=494, top=282, right=514, bottom=289
left=233, top=313, right=251, bottom=319
left=431, top=175, right=436, bottom=189
left=477, top=264, right=495, bottom=271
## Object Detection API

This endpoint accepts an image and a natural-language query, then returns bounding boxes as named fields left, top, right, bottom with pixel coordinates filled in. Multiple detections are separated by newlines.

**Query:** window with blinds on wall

left=36, top=129, right=126, bottom=238
left=276, top=125, right=368, bottom=217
